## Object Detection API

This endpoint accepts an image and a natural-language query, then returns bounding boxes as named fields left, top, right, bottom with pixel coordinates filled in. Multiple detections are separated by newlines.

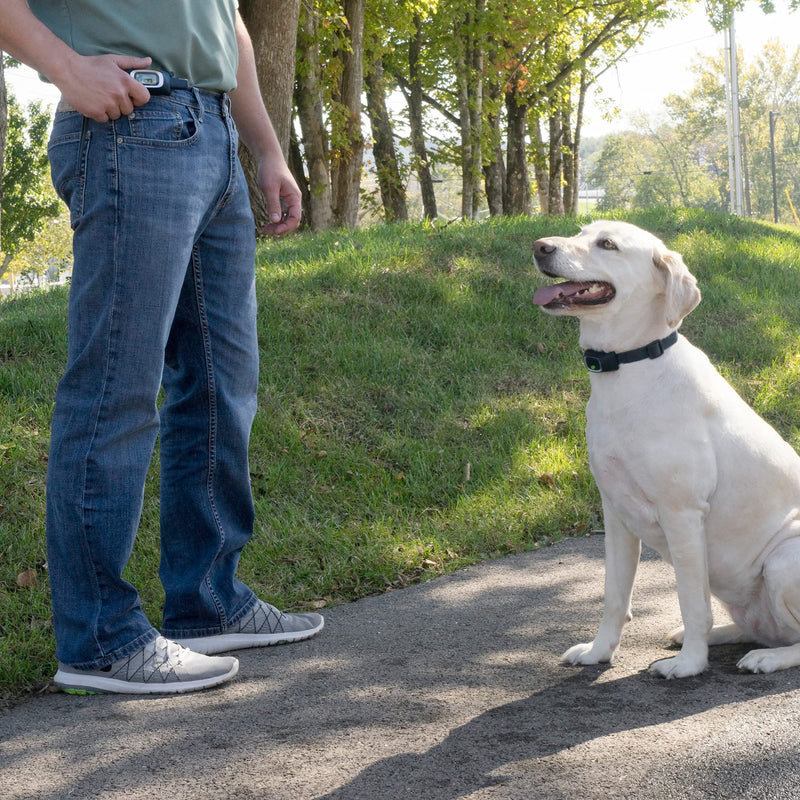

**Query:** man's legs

left=158, top=101, right=323, bottom=649
left=47, top=91, right=321, bottom=683
left=46, top=93, right=239, bottom=670
left=158, top=156, right=260, bottom=635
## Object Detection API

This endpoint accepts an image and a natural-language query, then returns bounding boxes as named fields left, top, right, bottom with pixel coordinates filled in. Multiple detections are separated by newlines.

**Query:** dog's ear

left=653, top=248, right=701, bottom=328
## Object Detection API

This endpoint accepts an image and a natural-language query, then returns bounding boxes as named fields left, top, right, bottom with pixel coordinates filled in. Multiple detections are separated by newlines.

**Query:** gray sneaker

left=53, top=636, right=239, bottom=695
left=174, top=600, right=325, bottom=655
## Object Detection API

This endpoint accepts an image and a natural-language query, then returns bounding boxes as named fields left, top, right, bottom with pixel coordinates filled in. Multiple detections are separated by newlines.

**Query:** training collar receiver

left=127, top=69, right=190, bottom=95
left=582, top=331, right=679, bottom=373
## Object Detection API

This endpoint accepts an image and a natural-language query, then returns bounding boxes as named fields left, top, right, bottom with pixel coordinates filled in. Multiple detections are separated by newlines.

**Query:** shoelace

left=125, top=637, right=185, bottom=681
left=159, top=638, right=187, bottom=667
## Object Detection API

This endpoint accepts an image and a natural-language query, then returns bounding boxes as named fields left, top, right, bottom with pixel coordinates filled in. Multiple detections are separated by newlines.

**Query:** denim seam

left=69, top=628, right=159, bottom=672
left=190, top=246, right=228, bottom=629
left=161, top=594, right=258, bottom=639
left=74, top=127, right=90, bottom=229
left=77, top=125, right=123, bottom=659
left=211, top=100, right=238, bottom=212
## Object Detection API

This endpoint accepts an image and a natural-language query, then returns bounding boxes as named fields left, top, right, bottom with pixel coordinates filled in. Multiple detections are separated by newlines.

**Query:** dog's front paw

left=649, top=653, right=708, bottom=679
left=560, top=641, right=615, bottom=666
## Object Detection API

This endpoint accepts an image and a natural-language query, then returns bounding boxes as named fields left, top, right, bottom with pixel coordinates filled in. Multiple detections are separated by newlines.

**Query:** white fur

left=534, top=221, right=800, bottom=677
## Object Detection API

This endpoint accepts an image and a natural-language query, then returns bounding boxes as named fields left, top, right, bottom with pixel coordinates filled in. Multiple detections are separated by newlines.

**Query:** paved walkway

left=3, top=535, right=800, bottom=799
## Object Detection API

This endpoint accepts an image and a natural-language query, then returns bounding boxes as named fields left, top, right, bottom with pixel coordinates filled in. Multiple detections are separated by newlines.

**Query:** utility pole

left=724, top=17, right=744, bottom=215
left=770, top=111, right=780, bottom=223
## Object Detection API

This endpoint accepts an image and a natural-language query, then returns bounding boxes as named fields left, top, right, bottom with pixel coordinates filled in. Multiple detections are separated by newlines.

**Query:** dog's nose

left=533, top=239, right=557, bottom=258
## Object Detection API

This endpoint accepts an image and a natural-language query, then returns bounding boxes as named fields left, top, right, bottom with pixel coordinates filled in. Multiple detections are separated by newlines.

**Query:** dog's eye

left=598, top=238, right=617, bottom=251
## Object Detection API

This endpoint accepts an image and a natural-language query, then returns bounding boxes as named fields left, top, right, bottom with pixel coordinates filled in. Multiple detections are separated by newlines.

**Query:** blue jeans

left=46, top=89, right=260, bottom=669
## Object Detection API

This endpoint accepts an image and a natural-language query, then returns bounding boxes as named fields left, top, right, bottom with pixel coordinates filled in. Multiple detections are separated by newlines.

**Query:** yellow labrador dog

left=533, top=220, right=800, bottom=678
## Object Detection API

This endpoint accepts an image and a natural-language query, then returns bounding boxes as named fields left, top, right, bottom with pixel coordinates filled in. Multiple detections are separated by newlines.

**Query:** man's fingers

left=263, top=195, right=301, bottom=235
left=113, top=57, right=154, bottom=107
left=109, top=54, right=153, bottom=70
left=62, top=53, right=154, bottom=119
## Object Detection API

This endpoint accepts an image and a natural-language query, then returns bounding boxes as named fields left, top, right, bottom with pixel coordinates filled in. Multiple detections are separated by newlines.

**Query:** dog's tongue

left=533, top=282, right=581, bottom=306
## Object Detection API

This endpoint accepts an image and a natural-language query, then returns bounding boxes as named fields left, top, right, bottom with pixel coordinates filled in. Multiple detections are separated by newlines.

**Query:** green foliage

left=590, top=37, right=800, bottom=222
left=296, top=0, right=693, bottom=221
left=11, top=209, right=73, bottom=289
left=2, top=94, right=61, bottom=263
left=590, top=133, right=643, bottom=210
left=4, top=211, right=800, bottom=701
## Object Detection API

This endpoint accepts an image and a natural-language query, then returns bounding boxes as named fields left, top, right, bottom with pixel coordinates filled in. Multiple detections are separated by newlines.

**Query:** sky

left=585, top=0, right=800, bottom=136
left=4, top=1, right=800, bottom=138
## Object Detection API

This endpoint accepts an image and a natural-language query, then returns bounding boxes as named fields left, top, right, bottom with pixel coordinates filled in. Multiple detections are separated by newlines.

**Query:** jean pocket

left=48, top=112, right=91, bottom=230
left=115, top=102, right=200, bottom=148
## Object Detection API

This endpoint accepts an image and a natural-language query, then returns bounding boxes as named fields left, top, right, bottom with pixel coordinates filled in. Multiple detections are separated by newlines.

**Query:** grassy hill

left=3, top=208, right=800, bottom=700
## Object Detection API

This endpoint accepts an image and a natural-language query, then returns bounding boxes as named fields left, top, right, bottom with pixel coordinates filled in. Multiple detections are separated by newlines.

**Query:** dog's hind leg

left=738, top=537, right=800, bottom=674
left=738, top=642, right=800, bottom=673
left=668, top=622, right=748, bottom=647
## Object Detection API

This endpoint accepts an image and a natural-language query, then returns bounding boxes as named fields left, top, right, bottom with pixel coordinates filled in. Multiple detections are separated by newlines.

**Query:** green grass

left=3, top=209, right=800, bottom=701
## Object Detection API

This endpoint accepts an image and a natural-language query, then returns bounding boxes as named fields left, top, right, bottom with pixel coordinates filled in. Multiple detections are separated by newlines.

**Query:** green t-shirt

left=28, top=0, right=239, bottom=92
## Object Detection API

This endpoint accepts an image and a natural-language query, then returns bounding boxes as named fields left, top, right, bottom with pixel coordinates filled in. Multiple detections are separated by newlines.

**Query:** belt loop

left=191, top=87, right=205, bottom=123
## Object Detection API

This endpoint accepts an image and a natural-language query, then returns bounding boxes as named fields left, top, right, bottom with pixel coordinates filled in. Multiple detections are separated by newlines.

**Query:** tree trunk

left=484, top=149, right=506, bottom=217
left=331, top=0, right=366, bottom=228
left=469, top=0, right=484, bottom=219
left=455, top=1, right=484, bottom=221
left=238, top=0, right=300, bottom=233
left=364, top=54, right=408, bottom=223
left=0, top=54, right=6, bottom=243
left=562, top=105, right=575, bottom=214
left=547, top=110, right=564, bottom=215
left=0, top=253, right=12, bottom=284
left=295, top=6, right=334, bottom=231
left=288, top=126, right=311, bottom=225
left=530, top=117, right=549, bottom=214
left=564, top=70, right=587, bottom=215
left=455, top=19, right=474, bottom=219
left=407, top=15, right=437, bottom=220
left=483, top=72, right=505, bottom=216
left=505, top=88, right=530, bottom=216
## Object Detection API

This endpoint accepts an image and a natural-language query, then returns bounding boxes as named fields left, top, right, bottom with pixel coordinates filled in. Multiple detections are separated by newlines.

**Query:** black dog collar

left=582, top=331, right=678, bottom=373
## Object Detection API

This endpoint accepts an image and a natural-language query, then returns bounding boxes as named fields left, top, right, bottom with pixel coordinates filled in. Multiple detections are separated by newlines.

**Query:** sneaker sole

left=53, top=659, right=239, bottom=695
left=175, top=617, right=325, bottom=655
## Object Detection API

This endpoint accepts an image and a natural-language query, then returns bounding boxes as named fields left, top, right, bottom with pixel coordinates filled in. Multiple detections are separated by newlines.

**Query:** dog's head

left=532, top=221, right=701, bottom=347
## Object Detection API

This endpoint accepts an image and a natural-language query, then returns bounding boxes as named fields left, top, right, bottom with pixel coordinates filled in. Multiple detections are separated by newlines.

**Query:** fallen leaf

left=17, top=568, right=37, bottom=588
left=539, top=472, right=556, bottom=488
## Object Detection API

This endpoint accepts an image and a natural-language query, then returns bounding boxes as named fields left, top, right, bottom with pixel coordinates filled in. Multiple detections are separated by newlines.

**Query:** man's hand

left=57, top=53, right=154, bottom=121
left=229, top=11, right=302, bottom=237
left=0, top=0, right=153, bottom=122
left=257, top=160, right=302, bottom=236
